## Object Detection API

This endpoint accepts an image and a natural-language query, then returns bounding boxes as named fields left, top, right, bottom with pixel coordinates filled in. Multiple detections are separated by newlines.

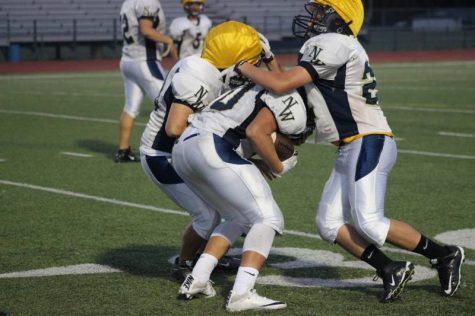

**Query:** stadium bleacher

left=0, top=0, right=305, bottom=45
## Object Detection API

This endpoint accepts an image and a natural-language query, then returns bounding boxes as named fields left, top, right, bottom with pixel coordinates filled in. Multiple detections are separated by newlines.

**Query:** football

left=273, top=132, right=295, bottom=161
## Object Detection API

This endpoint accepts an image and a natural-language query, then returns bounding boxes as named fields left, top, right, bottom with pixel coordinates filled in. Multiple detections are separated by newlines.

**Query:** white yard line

left=0, top=73, right=121, bottom=80
left=0, top=179, right=320, bottom=241
left=2, top=91, right=122, bottom=98
left=438, top=131, right=474, bottom=138
left=0, top=159, right=6, bottom=162
left=385, top=105, right=475, bottom=114
left=2, top=179, right=473, bottom=257
left=0, top=264, right=121, bottom=279
left=60, top=152, right=93, bottom=158
left=0, top=109, right=146, bottom=126
left=397, top=149, right=475, bottom=160
left=1, top=109, right=474, bottom=160
left=0, top=179, right=188, bottom=217
left=374, top=60, right=475, bottom=68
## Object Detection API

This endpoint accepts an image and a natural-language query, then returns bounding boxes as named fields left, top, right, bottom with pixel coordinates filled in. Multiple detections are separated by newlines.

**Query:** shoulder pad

left=260, top=90, right=307, bottom=136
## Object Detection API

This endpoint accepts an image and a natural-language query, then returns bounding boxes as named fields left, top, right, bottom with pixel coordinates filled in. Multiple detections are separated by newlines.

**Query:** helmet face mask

left=182, top=0, right=204, bottom=17
left=292, top=2, right=353, bottom=39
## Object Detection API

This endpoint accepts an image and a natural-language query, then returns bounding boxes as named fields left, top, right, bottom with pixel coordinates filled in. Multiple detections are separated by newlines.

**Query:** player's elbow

left=165, top=124, right=185, bottom=138
left=266, top=77, right=294, bottom=95
left=269, top=85, right=290, bottom=95
left=245, top=125, right=261, bottom=142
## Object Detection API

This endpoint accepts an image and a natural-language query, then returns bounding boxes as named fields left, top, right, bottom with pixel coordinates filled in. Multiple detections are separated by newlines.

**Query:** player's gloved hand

left=257, top=32, right=274, bottom=63
left=273, top=151, right=298, bottom=177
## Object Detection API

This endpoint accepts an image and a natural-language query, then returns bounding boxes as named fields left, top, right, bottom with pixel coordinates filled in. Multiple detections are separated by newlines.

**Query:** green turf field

left=0, top=61, right=474, bottom=315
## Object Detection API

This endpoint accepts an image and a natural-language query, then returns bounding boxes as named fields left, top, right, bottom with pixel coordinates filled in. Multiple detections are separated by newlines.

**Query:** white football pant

left=172, top=127, right=285, bottom=235
left=316, top=135, right=396, bottom=247
left=141, top=153, right=221, bottom=239
left=120, top=60, right=165, bottom=118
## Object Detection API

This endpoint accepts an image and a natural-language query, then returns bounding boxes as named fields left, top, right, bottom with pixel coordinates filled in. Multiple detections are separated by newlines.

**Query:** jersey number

left=192, top=32, right=202, bottom=49
left=121, top=14, right=134, bottom=44
left=210, top=85, right=253, bottom=111
left=362, top=62, right=378, bottom=105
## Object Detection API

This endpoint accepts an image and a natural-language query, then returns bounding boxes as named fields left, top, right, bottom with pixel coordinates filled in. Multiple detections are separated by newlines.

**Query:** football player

left=116, top=0, right=178, bottom=163
left=235, top=0, right=465, bottom=303
left=173, top=83, right=309, bottom=312
left=140, top=21, right=278, bottom=283
left=169, top=0, right=212, bottom=59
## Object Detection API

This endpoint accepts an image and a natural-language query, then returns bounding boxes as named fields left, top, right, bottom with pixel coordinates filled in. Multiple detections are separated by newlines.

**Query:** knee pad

left=242, top=223, right=276, bottom=258
left=354, top=216, right=390, bottom=247
left=211, top=220, right=244, bottom=245
left=316, top=202, right=345, bottom=243
left=192, top=210, right=221, bottom=240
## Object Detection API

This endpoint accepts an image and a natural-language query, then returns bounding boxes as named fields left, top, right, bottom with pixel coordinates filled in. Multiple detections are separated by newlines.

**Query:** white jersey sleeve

left=298, top=34, right=350, bottom=80
left=140, top=56, right=222, bottom=156
left=171, top=56, right=223, bottom=111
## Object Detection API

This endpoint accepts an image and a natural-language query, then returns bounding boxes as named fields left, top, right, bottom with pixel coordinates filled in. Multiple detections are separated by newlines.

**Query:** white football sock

left=231, top=266, right=259, bottom=296
left=192, top=253, right=218, bottom=283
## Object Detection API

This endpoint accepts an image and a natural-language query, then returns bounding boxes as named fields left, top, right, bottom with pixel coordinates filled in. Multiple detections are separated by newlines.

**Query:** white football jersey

left=140, top=55, right=223, bottom=156
left=190, top=84, right=308, bottom=148
left=120, top=0, right=167, bottom=61
left=298, top=33, right=392, bottom=144
left=169, top=15, right=212, bottom=59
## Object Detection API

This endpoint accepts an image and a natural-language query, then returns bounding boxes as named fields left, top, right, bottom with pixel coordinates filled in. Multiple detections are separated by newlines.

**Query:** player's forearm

left=239, top=62, right=290, bottom=94
left=141, top=29, right=174, bottom=45
left=247, top=132, right=283, bottom=174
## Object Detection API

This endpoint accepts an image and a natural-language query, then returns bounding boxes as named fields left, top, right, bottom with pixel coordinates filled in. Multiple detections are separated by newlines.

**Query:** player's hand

left=250, top=158, right=277, bottom=181
left=220, top=64, right=250, bottom=91
left=257, top=32, right=274, bottom=63
left=273, top=152, right=298, bottom=177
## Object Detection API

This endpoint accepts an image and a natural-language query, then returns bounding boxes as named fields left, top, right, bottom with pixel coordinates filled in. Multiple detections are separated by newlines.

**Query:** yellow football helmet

left=201, top=21, right=262, bottom=69
left=293, top=0, right=364, bottom=38
left=181, top=0, right=205, bottom=16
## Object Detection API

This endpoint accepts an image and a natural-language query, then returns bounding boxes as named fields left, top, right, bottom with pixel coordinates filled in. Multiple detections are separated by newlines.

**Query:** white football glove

left=273, top=151, right=298, bottom=177
left=257, top=32, right=274, bottom=63
left=220, top=65, right=250, bottom=92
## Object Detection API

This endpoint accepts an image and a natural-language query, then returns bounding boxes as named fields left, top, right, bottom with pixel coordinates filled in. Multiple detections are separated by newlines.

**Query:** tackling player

left=116, top=0, right=178, bottom=163
left=169, top=0, right=212, bottom=59
left=140, top=21, right=277, bottom=283
left=236, top=0, right=465, bottom=303
left=173, top=83, right=309, bottom=312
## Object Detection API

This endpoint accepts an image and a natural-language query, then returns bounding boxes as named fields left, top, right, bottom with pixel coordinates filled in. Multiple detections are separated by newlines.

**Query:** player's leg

left=348, top=135, right=414, bottom=302
left=140, top=153, right=223, bottom=282
left=141, top=60, right=165, bottom=101
left=117, top=61, right=144, bottom=162
left=380, top=138, right=465, bottom=297
left=173, top=130, right=287, bottom=310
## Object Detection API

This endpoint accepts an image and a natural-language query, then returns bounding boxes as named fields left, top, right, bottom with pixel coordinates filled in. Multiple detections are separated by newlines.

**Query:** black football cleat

left=431, top=245, right=465, bottom=297
left=193, top=253, right=241, bottom=272
left=115, top=147, right=139, bottom=163
left=215, top=255, right=241, bottom=272
left=171, top=257, right=193, bottom=283
left=377, top=261, right=414, bottom=303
